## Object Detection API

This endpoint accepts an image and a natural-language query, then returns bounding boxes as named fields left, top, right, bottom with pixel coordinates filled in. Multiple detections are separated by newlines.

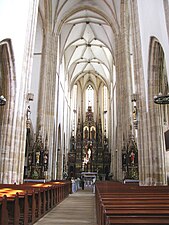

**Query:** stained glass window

left=86, top=84, right=94, bottom=111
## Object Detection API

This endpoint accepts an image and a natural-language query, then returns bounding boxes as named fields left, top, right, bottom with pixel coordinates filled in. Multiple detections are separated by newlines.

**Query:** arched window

left=86, top=84, right=94, bottom=111
left=104, top=85, right=108, bottom=111
left=0, top=62, right=2, bottom=92
left=103, top=85, right=108, bottom=137
left=156, top=42, right=169, bottom=124
left=158, top=43, right=168, bottom=95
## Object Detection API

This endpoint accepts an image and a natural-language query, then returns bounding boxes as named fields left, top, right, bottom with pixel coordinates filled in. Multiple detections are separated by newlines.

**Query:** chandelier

left=154, top=93, right=169, bottom=104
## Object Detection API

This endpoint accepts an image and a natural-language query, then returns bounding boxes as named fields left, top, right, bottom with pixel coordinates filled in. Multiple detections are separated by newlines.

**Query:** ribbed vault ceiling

left=51, top=0, right=121, bottom=90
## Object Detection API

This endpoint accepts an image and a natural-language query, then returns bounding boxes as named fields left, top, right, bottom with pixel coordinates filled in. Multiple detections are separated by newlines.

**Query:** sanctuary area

left=0, top=0, right=169, bottom=224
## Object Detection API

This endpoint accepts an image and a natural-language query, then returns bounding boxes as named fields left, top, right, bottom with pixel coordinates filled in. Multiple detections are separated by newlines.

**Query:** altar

left=81, top=172, right=97, bottom=187
left=68, top=106, right=111, bottom=179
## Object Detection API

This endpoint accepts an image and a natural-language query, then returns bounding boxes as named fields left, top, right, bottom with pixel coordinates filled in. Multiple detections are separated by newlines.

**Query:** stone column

left=130, top=0, right=151, bottom=185
left=2, top=0, right=39, bottom=184
left=115, top=1, right=131, bottom=181
left=36, top=3, right=59, bottom=181
left=147, top=56, right=167, bottom=185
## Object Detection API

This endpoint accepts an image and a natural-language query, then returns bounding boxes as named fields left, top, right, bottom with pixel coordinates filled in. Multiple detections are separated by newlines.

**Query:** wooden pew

left=0, top=188, right=26, bottom=225
left=6, top=192, right=20, bottom=225
left=95, top=181, right=169, bottom=225
left=0, top=195, right=8, bottom=225
left=0, top=180, right=71, bottom=225
left=106, top=216, right=169, bottom=225
left=103, top=208, right=169, bottom=225
left=0, top=181, right=70, bottom=225
left=0, top=185, right=38, bottom=224
left=18, top=192, right=29, bottom=225
left=99, top=199, right=169, bottom=225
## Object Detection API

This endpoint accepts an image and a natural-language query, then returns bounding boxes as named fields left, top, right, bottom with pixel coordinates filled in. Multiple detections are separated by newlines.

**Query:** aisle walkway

left=34, top=189, right=97, bottom=225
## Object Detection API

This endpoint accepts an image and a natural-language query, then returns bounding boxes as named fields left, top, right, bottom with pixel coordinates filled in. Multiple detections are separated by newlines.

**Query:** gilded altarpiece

left=68, top=106, right=111, bottom=179
left=122, top=134, right=139, bottom=180
left=26, top=133, right=49, bottom=179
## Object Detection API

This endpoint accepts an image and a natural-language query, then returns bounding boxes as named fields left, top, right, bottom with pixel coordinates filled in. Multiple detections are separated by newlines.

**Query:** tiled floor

left=34, top=189, right=97, bottom=225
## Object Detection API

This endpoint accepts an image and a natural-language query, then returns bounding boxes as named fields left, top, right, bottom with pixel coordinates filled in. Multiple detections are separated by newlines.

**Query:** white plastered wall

left=137, top=0, right=169, bottom=183
left=0, top=0, right=33, bottom=118
left=137, top=0, right=169, bottom=109
left=29, top=14, right=43, bottom=131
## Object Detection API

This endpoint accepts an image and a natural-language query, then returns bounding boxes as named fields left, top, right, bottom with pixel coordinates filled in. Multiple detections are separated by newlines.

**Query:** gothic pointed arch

left=147, top=36, right=168, bottom=185
left=0, top=39, right=16, bottom=183
left=57, top=124, right=62, bottom=179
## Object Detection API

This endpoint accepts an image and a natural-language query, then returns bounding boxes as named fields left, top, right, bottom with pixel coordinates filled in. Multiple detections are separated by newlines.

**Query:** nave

left=34, top=189, right=97, bottom=225
left=1, top=0, right=169, bottom=189
left=1, top=180, right=169, bottom=225
left=32, top=180, right=169, bottom=225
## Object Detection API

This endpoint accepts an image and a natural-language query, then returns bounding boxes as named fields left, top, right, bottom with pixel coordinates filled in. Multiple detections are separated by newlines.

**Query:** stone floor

left=34, top=189, right=97, bottom=225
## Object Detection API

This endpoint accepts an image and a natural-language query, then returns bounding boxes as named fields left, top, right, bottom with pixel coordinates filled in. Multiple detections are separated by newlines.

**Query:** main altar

left=68, top=106, right=111, bottom=179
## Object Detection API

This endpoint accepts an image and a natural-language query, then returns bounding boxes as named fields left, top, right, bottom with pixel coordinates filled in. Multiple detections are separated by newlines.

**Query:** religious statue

left=44, top=154, right=48, bottom=164
left=130, top=150, right=135, bottom=164
left=133, top=106, right=137, bottom=121
left=84, top=127, right=88, bottom=139
left=28, top=154, right=32, bottom=166
left=122, top=153, right=127, bottom=165
left=91, top=127, right=95, bottom=139
left=26, top=105, right=31, bottom=120
left=44, top=154, right=48, bottom=171
left=36, top=151, right=40, bottom=165
left=88, top=148, right=91, bottom=159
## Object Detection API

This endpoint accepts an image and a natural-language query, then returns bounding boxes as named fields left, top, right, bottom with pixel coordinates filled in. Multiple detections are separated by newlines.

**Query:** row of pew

left=95, top=181, right=169, bottom=225
left=0, top=180, right=71, bottom=225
